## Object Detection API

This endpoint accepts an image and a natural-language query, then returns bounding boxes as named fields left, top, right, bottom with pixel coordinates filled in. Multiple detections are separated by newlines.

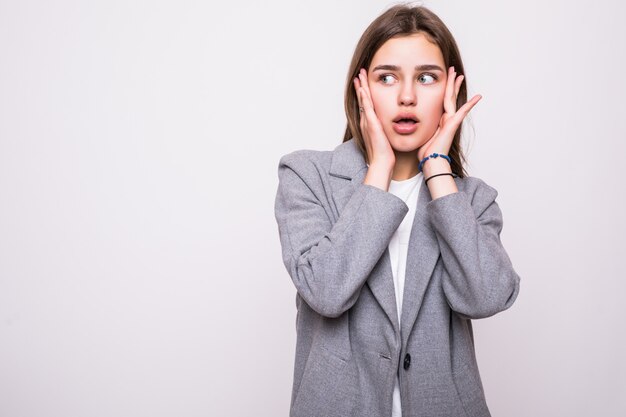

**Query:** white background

left=1, top=0, right=624, bottom=416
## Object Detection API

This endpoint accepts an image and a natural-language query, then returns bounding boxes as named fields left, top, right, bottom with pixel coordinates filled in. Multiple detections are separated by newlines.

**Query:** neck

left=391, top=149, right=420, bottom=181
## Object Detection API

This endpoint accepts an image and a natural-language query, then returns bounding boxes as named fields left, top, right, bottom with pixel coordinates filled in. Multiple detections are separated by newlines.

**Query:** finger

left=354, top=77, right=363, bottom=110
left=354, top=81, right=369, bottom=126
left=449, top=94, right=482, bottom=128
left=359, top=69, right=373, bottom=98
left=358, top=70, right=375, bottom=114
left=355, top=78, right=372, bottom=121
left=358, top=70, right=374, bottom=109
left=443, top=66, right=457, bottom=115
left=455, top=74, right=464, bottom=98
left=457, top=94, right=482, bottom=117
left=358, top=89, right=369, bottom=131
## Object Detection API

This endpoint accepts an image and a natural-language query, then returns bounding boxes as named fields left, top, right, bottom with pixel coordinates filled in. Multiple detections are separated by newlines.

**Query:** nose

left=399, top=81, right=416, bottom=106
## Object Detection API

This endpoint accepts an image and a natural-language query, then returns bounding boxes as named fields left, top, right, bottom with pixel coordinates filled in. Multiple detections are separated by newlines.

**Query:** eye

left=378, top=74, right=396, bottom=84
left=418, top=73, right=437, bottom=84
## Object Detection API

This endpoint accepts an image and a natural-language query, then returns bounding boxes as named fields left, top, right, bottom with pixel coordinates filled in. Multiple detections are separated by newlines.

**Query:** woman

left=274, top=4, right=521, bottom=417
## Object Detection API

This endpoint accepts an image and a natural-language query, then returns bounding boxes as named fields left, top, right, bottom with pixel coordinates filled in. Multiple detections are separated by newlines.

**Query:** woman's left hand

left=417, top=66, right=482, bottom=164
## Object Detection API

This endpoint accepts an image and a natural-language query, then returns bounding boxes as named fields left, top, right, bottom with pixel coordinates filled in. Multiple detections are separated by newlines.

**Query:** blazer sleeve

left=274, top=152, right=409, bottom=318
left=426, top=178, right=521, bottom=319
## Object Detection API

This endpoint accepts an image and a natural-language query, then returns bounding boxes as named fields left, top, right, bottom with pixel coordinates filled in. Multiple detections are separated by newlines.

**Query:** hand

left=417, top=66, right=482, bottom=165
left=354, top=68, right=395, bottom=167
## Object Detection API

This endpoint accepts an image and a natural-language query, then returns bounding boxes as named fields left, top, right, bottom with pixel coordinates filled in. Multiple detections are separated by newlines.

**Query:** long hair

left=343, top=3, right=470, bottom=178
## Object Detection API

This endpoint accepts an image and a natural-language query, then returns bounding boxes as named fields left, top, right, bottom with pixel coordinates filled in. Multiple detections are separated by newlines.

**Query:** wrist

left=421, top=158, right=452, bottom=177
left=364, top=162, right=393, bottom=191
left=368, top=155, right=395, bottom=170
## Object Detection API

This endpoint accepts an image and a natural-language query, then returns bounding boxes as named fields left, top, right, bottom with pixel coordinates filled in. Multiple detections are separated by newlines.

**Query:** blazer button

left=403, top=353, right=411, bottom=370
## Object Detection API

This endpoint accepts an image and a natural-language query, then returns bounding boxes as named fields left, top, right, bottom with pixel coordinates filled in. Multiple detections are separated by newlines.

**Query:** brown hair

left=343, top=3, right=470, bottom=178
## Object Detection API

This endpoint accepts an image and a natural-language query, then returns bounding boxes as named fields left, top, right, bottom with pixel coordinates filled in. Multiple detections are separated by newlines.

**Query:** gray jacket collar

left=329, top=138, right=368, bottom=180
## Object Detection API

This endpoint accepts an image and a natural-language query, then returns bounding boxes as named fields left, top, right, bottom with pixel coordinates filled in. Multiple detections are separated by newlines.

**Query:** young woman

left=274, top=4, right=521, bottom=417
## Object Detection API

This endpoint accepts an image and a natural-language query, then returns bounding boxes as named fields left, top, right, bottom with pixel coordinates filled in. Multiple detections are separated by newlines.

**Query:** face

left=367, top=32, right=447, bottom=152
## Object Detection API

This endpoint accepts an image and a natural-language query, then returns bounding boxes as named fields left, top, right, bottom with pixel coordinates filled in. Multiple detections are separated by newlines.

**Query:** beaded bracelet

left=418, top=152, right=452, bottom=172
left=425, top=172, right=458, bottom=184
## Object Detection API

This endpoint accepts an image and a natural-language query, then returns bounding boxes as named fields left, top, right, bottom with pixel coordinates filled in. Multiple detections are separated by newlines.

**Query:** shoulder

left=277, top=147, right=333, bottom=178
left=275, top=148, right=338, bottom=211
left=278, top=148, right=328, bottom=167
left=457, top=176, right=498, bottom=198
left=454, top=175, right=501, bottom=215
left=277, top=138, right=363, bottom=177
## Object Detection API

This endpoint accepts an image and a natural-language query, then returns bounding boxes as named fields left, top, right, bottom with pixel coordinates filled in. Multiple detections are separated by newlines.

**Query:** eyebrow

left=371, top=64, right=445, bottom=72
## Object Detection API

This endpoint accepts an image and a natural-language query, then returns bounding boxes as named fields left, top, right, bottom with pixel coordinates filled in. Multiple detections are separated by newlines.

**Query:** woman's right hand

left=353, top=68, right=395, bottom=168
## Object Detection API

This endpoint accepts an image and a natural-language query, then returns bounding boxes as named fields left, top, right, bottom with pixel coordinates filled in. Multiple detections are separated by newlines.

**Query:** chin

left=388, top=135, right=424, bottom=153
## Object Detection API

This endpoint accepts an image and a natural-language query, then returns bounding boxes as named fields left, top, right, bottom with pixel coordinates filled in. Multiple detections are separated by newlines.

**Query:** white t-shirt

left=386, top=171, right=423, bottom=417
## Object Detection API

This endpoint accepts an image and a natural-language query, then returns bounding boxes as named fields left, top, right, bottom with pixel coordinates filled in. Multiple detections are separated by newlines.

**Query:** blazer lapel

left=328, top=139, right=400, bottom=333
left=327, top=138, right=448, bottom=345
left=400, top=179, right=441, bottom=348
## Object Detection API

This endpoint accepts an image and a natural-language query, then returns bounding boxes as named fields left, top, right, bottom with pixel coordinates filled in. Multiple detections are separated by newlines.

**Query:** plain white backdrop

left=1, top=0, right=624, bottom=416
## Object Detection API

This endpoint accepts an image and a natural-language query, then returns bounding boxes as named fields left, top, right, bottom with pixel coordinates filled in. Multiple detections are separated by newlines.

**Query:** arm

left=426, top=179, right=521, bottom=319
left=274, top=153, right=408, bottom=318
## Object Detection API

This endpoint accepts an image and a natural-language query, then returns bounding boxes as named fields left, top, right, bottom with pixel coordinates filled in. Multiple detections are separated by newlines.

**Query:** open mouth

left=394, top=118, right=417, bottom=124
left=392, top=113, right=419, bottom=134
left=393, top=113, right=419, bottom=124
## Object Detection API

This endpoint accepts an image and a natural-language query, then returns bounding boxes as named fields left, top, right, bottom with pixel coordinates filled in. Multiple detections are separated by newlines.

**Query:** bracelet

left=425, top=172, right=458, bottom=184
left=418, top=152, right=452, bottom=172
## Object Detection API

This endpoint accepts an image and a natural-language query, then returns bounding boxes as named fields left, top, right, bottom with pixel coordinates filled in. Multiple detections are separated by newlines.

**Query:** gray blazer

left=274, top=138, right=521, bottom=417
